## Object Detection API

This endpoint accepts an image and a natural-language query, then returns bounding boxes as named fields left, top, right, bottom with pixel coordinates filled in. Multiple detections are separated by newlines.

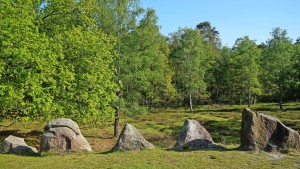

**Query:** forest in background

left=0, top=0, right=300, bottom=125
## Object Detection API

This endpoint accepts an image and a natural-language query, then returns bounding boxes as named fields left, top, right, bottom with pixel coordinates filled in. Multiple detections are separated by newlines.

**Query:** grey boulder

left=240, top=108, right=300, bottom=151
left=173, top=119, right=215, bottom=150
left=40, top=118, right=92, bottom=152
left=113, top=123, right=155, bottom=151
left=1, top=135, right=38, bottom=155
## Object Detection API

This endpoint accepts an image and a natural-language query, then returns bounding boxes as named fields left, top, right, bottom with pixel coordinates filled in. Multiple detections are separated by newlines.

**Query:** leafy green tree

left=96, top=0, right=143, bottom=36
left=292, top=41, right=300, bottom=100
left=230, top=36, right=261, bottom=106
left=50, top=27, right=117, bottom=124
left=0, top=0, right=51, bottom=120
left=169, top=28, right=211, bottom=113
left=40, top=0, right=98, bottom=36
left=120, top=9, right=175, bottom=112
left=43, top=0, right=118, bottom=124
left=260, top=28, right=294, bottom=109
left=96, top=1, right=176, bottom=135
left=196, top=21, right=221, bottom=103
left=213, top=47, right=232, bottom=103
left=95, top=0, right=144, bottom=136
left=0, top=0, right=117, bottom=123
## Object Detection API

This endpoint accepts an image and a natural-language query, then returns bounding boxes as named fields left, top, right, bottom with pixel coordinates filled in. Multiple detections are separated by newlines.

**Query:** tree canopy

left=1, top=0, right=299, bottom=124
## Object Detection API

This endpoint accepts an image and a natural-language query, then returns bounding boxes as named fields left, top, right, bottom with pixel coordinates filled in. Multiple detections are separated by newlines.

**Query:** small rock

left=1, top=135, right=38, bottom=155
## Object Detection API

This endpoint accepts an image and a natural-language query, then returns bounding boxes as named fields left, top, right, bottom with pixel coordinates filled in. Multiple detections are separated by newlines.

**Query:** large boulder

left=1, top=135, right=38, bottom=155
left=173, top=119, right=215, bottom=150
left=40, top=118, right=92, bottom=152
left=241, top=108, right=300, bottom=151
left=112, top=123, right=155, bottom=151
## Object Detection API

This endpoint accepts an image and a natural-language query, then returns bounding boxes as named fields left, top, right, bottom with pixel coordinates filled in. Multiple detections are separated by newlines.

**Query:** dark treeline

left=0, top=0, right=300, bottom=125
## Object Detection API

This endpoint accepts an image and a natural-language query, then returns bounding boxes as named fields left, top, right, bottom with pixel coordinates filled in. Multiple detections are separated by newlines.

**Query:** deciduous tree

left=169, top=28, right=211, bottom=113
left=260, top=28, right=294, bottom=110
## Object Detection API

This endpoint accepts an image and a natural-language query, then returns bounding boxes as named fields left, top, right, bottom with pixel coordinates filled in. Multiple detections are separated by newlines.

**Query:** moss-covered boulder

left=112, top=123, right=154, bottom=151
left=241, top=108, right=300, bottom=151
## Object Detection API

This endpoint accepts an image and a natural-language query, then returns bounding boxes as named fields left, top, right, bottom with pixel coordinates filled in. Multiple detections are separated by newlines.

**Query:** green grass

left=0, top=102, right=300, bottom=168
left=0, top=149, right=299, bottom=169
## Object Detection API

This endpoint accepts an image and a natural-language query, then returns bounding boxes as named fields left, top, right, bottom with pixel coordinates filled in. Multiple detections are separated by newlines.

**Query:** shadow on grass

left=98, top=149, right=115, bottom=154
left=0, top=130, right=42, bottom=137
left=1, top=152, right=42, bottom=157
left=253, top=106, right=300, bottom=112
left=158, top=126, right=182, bottom=133
left=0, top=130, right=19, bottom=137
left=284, top=107, right=300, bottom=111
left=253, top=108, right=281, bottom=112
left=191, top=108, right=242, bottom=113
left=167, top=144, right=240, bottom=152
left=84, top=135, right=114, bottom=139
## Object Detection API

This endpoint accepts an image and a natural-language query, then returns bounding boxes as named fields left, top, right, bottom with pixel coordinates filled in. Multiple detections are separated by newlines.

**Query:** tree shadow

left=192, top=108, right=242, bottom=113
left=284, top=107, right=300, bottom=111
left=253, top=108, right=279, bottom=111
left=0, top=130, right=19, bottom=137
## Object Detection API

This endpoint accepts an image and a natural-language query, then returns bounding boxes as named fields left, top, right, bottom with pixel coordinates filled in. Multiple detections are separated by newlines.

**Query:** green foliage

left=228, top=36, right=261, bottom=105
left=0, top=0, right=299, bottom=124
left=0, top=0, right=49, bottom=120
left=49, top=27, right=117, bottom=123
left=260, top=28, right=295, bottom=106
left=96, top=0, right=143, bottom=37
left=0, top=0, right=117, bottom=124
left=196, top=21, right=221, bottom=49
left=169, top=28, right=212, bottom=106
left=292, top=42, right=300, bottom=100
left=120, top=9, right=175, bottom=112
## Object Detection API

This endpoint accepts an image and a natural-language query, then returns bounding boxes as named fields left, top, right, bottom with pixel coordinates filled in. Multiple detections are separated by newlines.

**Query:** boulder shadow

left=168, top=138, right=241, bottom=152
left=97, top=149, right=114, bottom=154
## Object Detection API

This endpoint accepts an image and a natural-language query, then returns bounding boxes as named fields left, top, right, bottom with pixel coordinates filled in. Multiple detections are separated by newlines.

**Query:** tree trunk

left=189, top=94, right=193, bottom=114
left=113, top=106, right=120, bottom=137
left=279, top=84, right=283, bottom=110
left=248, top=92, right=251, bottom=107
left=279, top=98, right=283, bottom=110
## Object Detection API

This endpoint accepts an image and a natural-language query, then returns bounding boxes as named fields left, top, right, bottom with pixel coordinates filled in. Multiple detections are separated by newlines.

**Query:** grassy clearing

left=0, top=149, right=300, bottom=169
left=0, top=102, right=300, bottom=168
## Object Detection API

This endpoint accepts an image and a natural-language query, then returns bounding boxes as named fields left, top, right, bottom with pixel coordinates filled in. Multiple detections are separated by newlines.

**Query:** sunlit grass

left=0, top=149, right=299, bottom=169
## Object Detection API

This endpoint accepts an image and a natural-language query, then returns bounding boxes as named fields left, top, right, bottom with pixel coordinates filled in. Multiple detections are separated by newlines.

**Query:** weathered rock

left=40, top=118, right=92, bottom=152
left=173, top=119, right=215, bottom=150
left=1, top=135, right=38, bottom=155
left=112, top=123, right=155, bottom=151
left=240, top=108, right=300, bottom=151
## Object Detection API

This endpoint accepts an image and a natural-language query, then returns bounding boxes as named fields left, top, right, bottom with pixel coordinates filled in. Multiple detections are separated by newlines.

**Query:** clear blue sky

left=140, top=0, right=300, bottom=47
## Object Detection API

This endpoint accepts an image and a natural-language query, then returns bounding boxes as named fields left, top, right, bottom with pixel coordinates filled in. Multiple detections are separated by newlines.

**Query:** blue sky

left=140, top=0, right=300, bottom=47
